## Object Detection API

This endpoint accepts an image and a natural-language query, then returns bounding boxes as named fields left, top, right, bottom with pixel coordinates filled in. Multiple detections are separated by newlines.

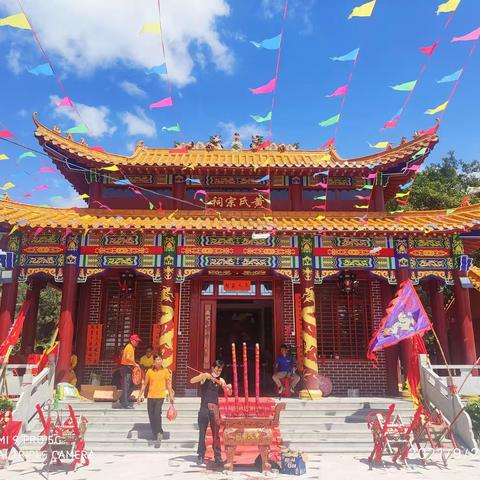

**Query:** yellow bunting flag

left=395, top=192, right=410, bottom=198
left=315, top=215, right=326, bottom=221
left=9, top=224, right=19, bottom=235
left=368, top=141, right=389, bottom=149
left=0, top=154, right=9, bottom=160
left=77, top=193, right=90, bottom=199
left=1, top=182, right=15, bottom=190
left=437, top=0, right=461, bottom=15
left=168, top=209, right=179, bottom=220
left=140, top=22, right=161, bottom=34
left=100, top=165, right=120, bottom=171
left=0, top=13, right=31, bottom=30
left=354, top=204, right=369, bottom=209
left=424, top=101, right=448, bottom=115
left=348, top=0, right=376, bottom=19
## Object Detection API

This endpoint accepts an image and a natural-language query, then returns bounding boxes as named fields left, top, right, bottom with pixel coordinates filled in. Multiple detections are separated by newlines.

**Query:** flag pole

left=429, top=326, right=454, bottom=387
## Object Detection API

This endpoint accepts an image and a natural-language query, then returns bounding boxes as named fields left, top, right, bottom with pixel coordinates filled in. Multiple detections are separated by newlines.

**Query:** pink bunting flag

left=34, top=185, right=49, bottom=191
left=383, top=117, right=399, bottom=129
left=56, top=96, right=74, bottom=108
left=418, top=125, right=438, bottom=136
left=420, top=40, right=439, bottom=56
left=39, top=167, right=56, bottom=173
left=169, top=147, right=189, bottom=154
left=253, top=139, right=271, bottom=151
left=451, top=27, right=480, bottom=43
left=313, top=204, right=326, bottom=210
left=194, top=189, right=207, bottom=199
left=23, top=193, right=32, bottom=197
left=367, top=173, right=377, bottom=179
left=65, top=227, right=72, bottom=237
left=326, top=84, right=348, bottom=98
left=312, top=182, right=328, bottom=188
left=0, top=130, right=14, bottom=138
left=149, top=96, right=173, bottom=108
left=249, top=78, right=276, bottom=94
left=90, top=146, right=105, bottom=152
left=355, top=195, right=371, bottom=200
left=320, top=138, right=335, bottom=149
left=33, top=227, right=44, bottom=237
left=408, top=164, right=420, bottom=171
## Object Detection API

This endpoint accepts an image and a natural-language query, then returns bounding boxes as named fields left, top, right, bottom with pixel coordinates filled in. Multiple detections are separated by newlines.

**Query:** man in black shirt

left=190, top=360, right=232, bottom=466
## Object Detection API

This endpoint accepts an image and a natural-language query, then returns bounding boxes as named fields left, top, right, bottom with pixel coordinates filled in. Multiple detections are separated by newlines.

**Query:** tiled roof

left=33, top=114, right=438, bottom=172
left=1, top=198, right=479, bottom=235
left=468, top=266, right=480, bottom=291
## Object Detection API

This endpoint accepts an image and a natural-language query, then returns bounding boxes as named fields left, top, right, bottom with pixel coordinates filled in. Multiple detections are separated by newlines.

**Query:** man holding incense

left=190, top=360, right=232, bottom=466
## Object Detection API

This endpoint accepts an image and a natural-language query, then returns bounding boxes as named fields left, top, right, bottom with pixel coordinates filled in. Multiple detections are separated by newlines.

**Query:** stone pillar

left=380, top=281, right=399, bottom=396
left=21, top=278, right=45, bottom=352
left=427, top=277, right=450, bottom=363
left=55, top=234, right=80, bottom=383
left=299, top=236, right=322, bottom=399
left=452, top=269, right=477, bottom=364
left=158, top=235, right=177, bottom=370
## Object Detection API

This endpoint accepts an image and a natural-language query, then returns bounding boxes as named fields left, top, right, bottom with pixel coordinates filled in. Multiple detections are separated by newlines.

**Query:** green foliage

left=0, top=396, right=13, bottom=411
left=465, top=398, right=480, bottom=441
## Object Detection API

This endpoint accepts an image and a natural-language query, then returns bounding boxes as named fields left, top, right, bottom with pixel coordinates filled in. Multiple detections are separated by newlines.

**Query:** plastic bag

left=166, top=404, right=177, bottom=422
left=131, top=366, right=143, bottom=386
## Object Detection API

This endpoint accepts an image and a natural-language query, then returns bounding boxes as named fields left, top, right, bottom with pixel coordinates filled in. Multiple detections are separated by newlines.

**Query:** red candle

left=243, top=342, right=249, bottom=413
left=231, top=343, right=239, bottom=414
left=255, top=343, right=260, bottom=414
left=223, top=382, right=230, bottom=417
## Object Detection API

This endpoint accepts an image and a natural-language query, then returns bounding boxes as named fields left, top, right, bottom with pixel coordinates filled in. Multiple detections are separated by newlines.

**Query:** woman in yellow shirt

left=138, top=354, right=174, bottom=445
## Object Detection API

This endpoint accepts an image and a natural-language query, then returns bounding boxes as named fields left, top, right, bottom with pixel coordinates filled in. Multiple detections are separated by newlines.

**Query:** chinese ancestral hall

left=0, top=114, right=479, bottom=398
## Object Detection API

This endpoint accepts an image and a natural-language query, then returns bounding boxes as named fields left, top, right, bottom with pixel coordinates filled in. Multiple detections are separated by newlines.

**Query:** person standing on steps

left=190, top=360, right=232, bottom=467
left=138, top=354, right=174, bottom=447
left=119, top=334, right=141, bottom=408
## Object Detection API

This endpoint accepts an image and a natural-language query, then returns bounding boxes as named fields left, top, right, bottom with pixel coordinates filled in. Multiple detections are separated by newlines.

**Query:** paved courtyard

left=1, top=452, right=479, bottom=479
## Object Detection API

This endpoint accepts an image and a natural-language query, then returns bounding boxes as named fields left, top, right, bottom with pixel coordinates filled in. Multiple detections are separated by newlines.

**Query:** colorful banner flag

left=400, top=180, right=414, bottom=190
left=390, top=80, right=417, bottom=92
left=348, top=0, right=376, bottom=19
left=1, top=182, right=15, bottom=190
left=412, top=147, right=428, bottom=160
left=330, top=48, right=359, bottom=62
left=149, top=96, right=173, bottom=108
left=250, top=112, right=272, bottom=123
left=367, top=280, right=432, bottom=361
left=368, top=141, right=389, bottom=149
left=0, top=130, right=14, bottom=138
left=250, top=34, right=281, bottom=50
left=319, top=114, right=340, bottom=127
left=56, top=96, right=74, bottom=108
left=320, top=138, right=335, bottom=149
left=424, top=100, right=448, bottom=115
left=326, top=84, right=348, bottom=98
left=161, top=123, right=181, bottom=132
left=28, top=63, right=54, bottom=76
left=451, top=27, right=480, bottom=42
left=19, top=151, right=36, bottom=160
left=420, top=40, right=439, bottom=56
left=146, top=64, right=167, bottom=75
left=249, top=78, right=276, bottom=94
left=34, top=185, right=49, bottom=191
left=100, top=165, right=120, bottom=171
left=466, top=186, right=480, bottom=194
left=67, top=124, right=88, bottom=134
left=0, top=13, right=31, bottom=30
left=140, top=22, right=161, bottom=35
left=437, top=69, right=463, bottom=83
left=0, top=154, right=8, bottom=160
left=383, top=117, right=399, bottom=129
left=114, top=179, right=132, bottom=185
left=437, top=0, right=461, bottom=15
left=39, top=167, right=56, bottom=173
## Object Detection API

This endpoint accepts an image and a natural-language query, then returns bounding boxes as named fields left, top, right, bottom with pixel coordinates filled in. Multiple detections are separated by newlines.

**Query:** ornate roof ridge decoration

left=468, top=266, right=480, bottom=291
left=33, top=113, right=439, bottom=171
left=1, top=197, right=479, bottom=235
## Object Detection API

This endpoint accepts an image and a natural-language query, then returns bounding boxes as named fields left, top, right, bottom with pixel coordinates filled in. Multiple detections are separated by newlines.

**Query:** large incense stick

left=231, top=343, right=239, bottom=413
left=243, top=342, right=249, bottom=412
left=255, top=343, right=260, bottom=414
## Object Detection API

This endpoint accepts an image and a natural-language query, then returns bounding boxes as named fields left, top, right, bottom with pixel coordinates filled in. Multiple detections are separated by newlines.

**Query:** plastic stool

left=280, top=377, right=291, bottom=397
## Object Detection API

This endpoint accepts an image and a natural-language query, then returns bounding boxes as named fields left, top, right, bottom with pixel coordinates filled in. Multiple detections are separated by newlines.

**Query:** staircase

left=24, top=397, right=415, bottom=454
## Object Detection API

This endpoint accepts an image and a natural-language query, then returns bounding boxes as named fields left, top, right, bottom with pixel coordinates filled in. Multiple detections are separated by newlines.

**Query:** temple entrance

left=215, top=300, right=274, bottom=395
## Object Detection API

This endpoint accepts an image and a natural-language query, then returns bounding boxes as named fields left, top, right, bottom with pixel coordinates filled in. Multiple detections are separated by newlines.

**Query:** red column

left=380, top=281, right=399, bottom=396
left=396, top=269, right=414, bottom=387
left=56, top=266, right=78, bottom=383
left=289, top=178, right=303, bottom=210
left=21, top=278, right=45, bottom=352
left=173, top=175, right=186, bottom=210
left=372, top=185, right=385, bottom=212
left=428, top=277, right=450, bottom=363
left=0, top=268, right=19, bottom=343
left=453, top=270, right=477, bottom=364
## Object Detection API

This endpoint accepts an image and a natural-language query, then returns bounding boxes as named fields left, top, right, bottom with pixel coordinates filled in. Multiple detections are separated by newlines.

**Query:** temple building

left=0, top=114, right=479, bottom=398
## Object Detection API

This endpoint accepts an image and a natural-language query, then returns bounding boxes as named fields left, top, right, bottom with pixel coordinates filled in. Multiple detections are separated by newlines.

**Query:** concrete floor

left=1, top=451, right=480, bottom=479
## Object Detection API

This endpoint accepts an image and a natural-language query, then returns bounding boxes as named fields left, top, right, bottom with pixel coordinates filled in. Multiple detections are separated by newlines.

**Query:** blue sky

left=0, top=0, right=479, bottom=207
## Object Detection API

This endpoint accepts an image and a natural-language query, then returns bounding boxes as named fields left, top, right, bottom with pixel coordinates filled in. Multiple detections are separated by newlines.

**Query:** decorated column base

left=299, top=389, right=323, bottom=400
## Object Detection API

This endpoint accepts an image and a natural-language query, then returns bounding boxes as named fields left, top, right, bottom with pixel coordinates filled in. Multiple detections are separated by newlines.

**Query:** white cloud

left=119, top=80, right=146, bottom=98
left=49, top=95, right=117, bottom=139
left=119, top=108, right=157, bottom=138
left=261, top=0, right=315, bottom=34
left=0, top=0, right=233, bottom=86
left=49, top=190, right=87, bottom=208
left=217, top=121, right=269, bottom=148
left=6, top=48, right=22, bottom=74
